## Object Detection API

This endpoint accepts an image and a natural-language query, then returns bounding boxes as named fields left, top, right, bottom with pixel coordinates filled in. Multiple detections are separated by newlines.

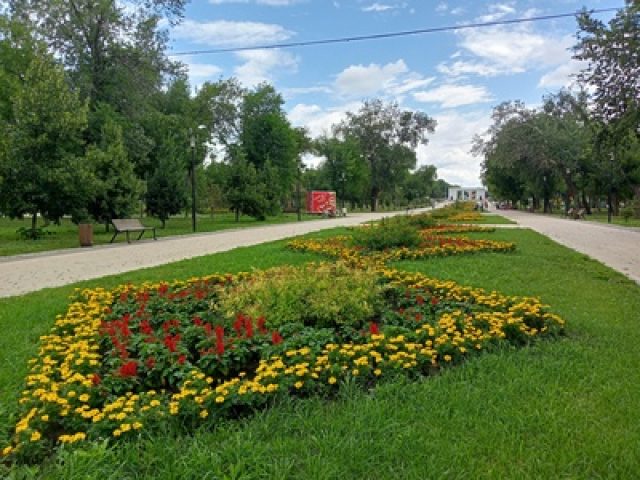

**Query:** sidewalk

left=494, top=208, right=640, bottom=285
left=0, top=208, right=433, bottom=298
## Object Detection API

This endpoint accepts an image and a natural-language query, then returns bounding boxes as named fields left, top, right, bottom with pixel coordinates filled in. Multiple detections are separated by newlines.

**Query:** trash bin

left=79, top=223, right=93, bottom=247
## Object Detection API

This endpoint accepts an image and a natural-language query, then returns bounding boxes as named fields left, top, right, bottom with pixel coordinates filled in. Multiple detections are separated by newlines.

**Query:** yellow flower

left=41, top=415, right=49, bottom=422
left=374, top=369, right=382, bottom=376
left=215, top=396, right=225, bottom=404
left=79, top=394, right=90, bottom=402
left=113, top=429, right=122, bottom=437
left=133, top=422, right=143, bottom=430
left=200, top=410, right=209, bottom=419
left=30, top=431, right=42, bottom=442
left=294, top=381, right=304, bottom=389
left=2, top=446, right=14, bottom=456
left=444, top=355, right=452, bottom=362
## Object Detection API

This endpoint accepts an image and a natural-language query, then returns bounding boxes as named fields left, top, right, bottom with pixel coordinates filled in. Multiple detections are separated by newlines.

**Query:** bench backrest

left=112, top=218, right=146, bottom=231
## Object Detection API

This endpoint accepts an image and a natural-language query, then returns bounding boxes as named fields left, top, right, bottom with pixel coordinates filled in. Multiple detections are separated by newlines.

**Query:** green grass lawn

left=466, top=213, right=515, bottom=224
left=1, top=228, right=639, bottom=479
left=0, top=212, right=322, bottom=257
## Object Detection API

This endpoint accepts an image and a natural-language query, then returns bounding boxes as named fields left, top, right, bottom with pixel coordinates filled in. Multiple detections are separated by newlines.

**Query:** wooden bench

left=110, top=218, right=157, bottom=243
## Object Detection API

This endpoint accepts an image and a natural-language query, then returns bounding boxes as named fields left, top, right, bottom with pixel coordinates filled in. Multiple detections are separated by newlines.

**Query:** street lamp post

left=608, top=152, right=614, bottom=224
left=341, top=171, right=346, bottom=214
left=189, top=130, right=197, bottom=232
left=189, top=125, right=207, bottom=233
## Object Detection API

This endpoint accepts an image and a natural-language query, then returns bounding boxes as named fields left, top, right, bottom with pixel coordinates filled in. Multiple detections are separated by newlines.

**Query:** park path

left=493, top=208, right=640, bottom=285
left=0, top=208, right=434, bottom=298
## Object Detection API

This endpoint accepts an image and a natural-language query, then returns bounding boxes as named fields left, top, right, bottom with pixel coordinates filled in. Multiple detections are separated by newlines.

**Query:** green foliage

left=336, top=99, right=436, bottom=211
left=145, top=137, right=188, bottom=227
left=350, top=221, right=422, bottom=251
left=86, top=120, right=142, bottom=225
left=217, top=263, right=383, bottom=331
left=16, top=226, right=52, bottom=240
left=0, top=45, right=91, bottom=226
left=225, top=153, right=270, bottom=221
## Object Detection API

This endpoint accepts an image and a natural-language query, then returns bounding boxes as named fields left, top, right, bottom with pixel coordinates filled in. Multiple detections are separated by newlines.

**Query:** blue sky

left=166, top=0, right=622, bottom=186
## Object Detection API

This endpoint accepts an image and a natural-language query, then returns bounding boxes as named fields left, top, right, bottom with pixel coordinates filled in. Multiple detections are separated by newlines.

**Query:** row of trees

left=475, top=2, right=639, bottom=217
left=0, top=1, right=446, bottom=233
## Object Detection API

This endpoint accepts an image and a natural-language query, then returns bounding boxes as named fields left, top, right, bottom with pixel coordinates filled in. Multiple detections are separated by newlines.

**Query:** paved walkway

left=493, top=208, right=640, bottom=285
left=0, top=209, right=433, bottom=298
left=2, top=206, right=638, bottom=298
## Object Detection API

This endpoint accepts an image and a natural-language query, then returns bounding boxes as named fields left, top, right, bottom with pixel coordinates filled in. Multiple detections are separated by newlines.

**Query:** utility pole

left=190, top=129, right=197, bottom=232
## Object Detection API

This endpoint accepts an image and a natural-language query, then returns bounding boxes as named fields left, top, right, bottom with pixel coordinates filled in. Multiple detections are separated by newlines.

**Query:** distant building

left=447, top=187, right=488, bottom=202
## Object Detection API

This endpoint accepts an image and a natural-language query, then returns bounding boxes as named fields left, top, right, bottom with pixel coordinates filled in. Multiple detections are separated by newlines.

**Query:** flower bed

left=2, top=264, right=564, bottom=462
left=287, top=224, right=514, bottom=264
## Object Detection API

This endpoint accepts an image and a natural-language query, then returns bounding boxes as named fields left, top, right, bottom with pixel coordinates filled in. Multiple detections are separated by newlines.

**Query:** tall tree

left=575, top=1, right=640, bottom=206
left=0, top=45, right=91, bottom=228
left=336, top=99, right=436, bottom=211
left=86, top=119, right=142, bottom=229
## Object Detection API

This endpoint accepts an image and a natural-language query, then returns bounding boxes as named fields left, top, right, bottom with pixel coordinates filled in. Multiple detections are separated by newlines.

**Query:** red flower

left=145, top=357, right=156, bottom=369
left=91, top=373, right=101, bottom=385
left=271, top=331, right=283, bottom=345
left=233, top=315, right=244, bottom=336
left=120, top=292, right=128, bottom=302
left=416, top=295, right=425, bottom=305
left=164, top=334, right=181, bottom=353
left=177, top=355, right=186, bottom=365
left=415, top=313, right=423, bottom=322
left=369, top=322, right=380, bottom=335
left=215, top=326, right=225, bottom=355
left=193, top=316, right=203, bottom=327
left=431, top=296, right=439, bottom=306
left=158, top=283, right=169, bottom=295
left=204, top=323, right=213, bottom=337
left=257, top=316, right=267, bottom=334
left=119, top=361, right=138, bottom=377
left=244, top=316, right=254, bottom=338
left=140, top=319, right=153, bottom=335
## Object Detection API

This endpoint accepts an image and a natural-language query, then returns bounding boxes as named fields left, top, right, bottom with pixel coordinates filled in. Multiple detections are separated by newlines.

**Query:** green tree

left=336, top=99, right=436, bottom=211
left=0, top=47, right=91, bottom=229
left=146, top=137, right=187, bottom=228
left=225, top=150, right=269, bottom=221
left=86, top=120, right=142, bottom=229
left=240, top=84, right=298, bottom=208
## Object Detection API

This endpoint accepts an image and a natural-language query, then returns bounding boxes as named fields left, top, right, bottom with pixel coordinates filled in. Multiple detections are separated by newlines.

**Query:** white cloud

left=173, top=20, right=294, bottom=47
left=335, top=60, right=409, bottom=96
left=476, top=3, right=516, bottom=22
left=288, top=102, right=362, bottom=139
left=413, top=84, right=494, bottom=108
left=538, top=60, right=586, bottom=89
left=184, top=62, right=223, bottom=80
left=362, top=3, right=395, bottom=12
left=234, top=49, right=298, bottom=87
left=416, top=110, right=492, bottom=186
left=437, top=61, right=502, bottom=77
left=282, top=86, right=334, bottom=99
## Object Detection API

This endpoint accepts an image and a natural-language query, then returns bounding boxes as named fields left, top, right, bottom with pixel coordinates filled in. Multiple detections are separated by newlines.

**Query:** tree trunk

left=31, top=213, right=37, bottom=230
left=235, top=208, right=240, bottom=222
left=581, top=191, right=591, bottom=214
left=161, top=218, right=166, bottom=229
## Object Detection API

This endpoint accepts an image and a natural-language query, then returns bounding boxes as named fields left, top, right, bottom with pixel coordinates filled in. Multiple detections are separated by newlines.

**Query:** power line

left=169, top=6, right=621, bottom=57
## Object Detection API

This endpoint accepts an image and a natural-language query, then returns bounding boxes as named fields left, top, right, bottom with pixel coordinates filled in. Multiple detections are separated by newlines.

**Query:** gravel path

left=0, top=209, right=433, bottom=298
left=493, top=208, right=640, bottom=284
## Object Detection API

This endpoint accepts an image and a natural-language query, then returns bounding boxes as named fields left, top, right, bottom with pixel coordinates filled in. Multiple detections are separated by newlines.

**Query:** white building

left=447, top=187, right=488, bottom=203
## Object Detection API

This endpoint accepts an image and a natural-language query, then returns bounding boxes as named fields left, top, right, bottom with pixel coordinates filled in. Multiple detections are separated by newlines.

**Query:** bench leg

left=110, top=231, right=118, bottom=243
left=126, top=231, right=130, bottom=243
left=138, top=230, right=145, bottom=241
left=152, top=228, right=157, bottom=240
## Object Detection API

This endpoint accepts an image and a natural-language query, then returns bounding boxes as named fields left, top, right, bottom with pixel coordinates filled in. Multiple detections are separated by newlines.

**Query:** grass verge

left=0, top=213, right=323, bottom=257
left=2, top=228, right=639, bottom=479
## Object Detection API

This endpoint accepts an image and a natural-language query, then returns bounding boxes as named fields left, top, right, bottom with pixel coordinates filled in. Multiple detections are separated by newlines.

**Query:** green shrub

left=350, top=222, right=422, bottom=251
left=216, top=263, right=383, bottom=332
